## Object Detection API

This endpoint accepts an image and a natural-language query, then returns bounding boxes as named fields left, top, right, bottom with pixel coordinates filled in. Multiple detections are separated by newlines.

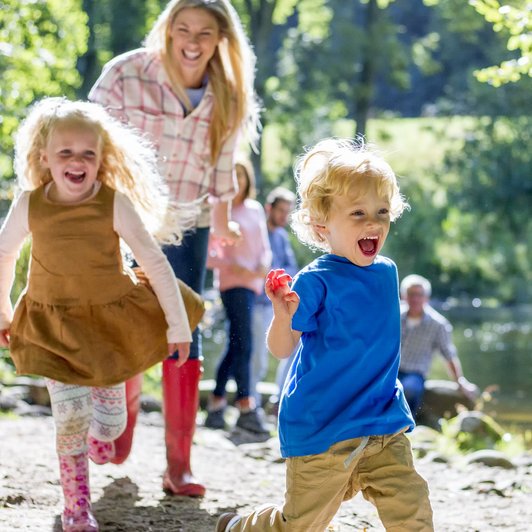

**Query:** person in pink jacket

left=206, top=159, right=272, bottom=433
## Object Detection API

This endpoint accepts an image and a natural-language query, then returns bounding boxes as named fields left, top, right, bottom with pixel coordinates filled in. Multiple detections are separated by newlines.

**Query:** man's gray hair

left=266, top=186, right=296, bottom=207
left=400, top=274, right=432, bottom=298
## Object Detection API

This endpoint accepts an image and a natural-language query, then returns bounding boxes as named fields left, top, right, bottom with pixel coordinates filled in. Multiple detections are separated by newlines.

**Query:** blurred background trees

left=0, top=0, right=530, bottom=303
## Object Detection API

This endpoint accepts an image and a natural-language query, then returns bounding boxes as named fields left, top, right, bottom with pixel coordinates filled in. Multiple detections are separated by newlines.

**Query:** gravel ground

left=0, top=413, right=531, bottom=531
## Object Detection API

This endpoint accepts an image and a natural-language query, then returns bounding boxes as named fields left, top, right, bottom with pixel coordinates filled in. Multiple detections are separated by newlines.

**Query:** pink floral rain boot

left=87, top=435, right=115, bottom=465
left=58, top=453, right=99, bottom=532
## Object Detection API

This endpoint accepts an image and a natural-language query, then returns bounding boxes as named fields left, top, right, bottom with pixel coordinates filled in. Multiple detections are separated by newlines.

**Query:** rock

left=0, top=394, right=20, bottom=411
left=417, top=379, right=476, bottom=429
left=513, top=452, right=532, bottom=468
left=446, top=411, right=505, bottom=450
left=464, top=450, right=515, bottom=469
left=2, top=377, right=50, bottom=407
left=13, top=401, right=52, bottom=417
left=27, top=380, right=50, bottom=407
left=140, top=395, right=162, bottom=413
left=423, top=451, right=449, bottom=464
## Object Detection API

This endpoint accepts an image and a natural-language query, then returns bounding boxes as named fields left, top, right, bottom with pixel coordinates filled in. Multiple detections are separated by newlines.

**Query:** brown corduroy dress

left=9, top=184, right=169, bottom=386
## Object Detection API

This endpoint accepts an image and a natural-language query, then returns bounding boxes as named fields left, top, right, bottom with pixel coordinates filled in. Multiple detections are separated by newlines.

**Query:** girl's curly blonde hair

left=14, top=97, right=196, bottom=244
left=291, top=138, right=409, bottom=252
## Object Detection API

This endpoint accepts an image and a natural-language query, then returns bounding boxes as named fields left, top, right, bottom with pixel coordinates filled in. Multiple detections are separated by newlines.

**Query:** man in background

left=399, top=274, right=478, bottom=419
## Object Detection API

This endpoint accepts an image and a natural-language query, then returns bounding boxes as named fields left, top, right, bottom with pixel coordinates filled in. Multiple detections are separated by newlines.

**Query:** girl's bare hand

left=168, top=342, right=190, bottom=367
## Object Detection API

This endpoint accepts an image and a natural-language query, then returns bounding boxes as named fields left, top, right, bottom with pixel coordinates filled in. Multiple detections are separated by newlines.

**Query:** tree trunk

left=353, top=0, right=379, bottom=138
left=245, top=0, right=278, bottom=191
left=76, top=0, right=98, bottom=98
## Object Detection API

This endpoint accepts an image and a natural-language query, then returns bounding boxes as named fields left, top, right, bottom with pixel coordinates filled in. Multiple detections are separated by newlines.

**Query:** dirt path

left=0, top=414, right=530, bottom=531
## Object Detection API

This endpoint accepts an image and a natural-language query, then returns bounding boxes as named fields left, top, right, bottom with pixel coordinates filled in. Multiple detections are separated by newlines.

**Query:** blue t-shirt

left=279, top=253, right=414, bottom=458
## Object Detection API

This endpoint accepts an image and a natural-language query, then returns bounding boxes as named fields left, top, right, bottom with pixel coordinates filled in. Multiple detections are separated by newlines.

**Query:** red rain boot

left=162, top=358, right=206, bottom=497
left=59, top=453, right=99, bottom=531
left=110, top=373, right=143, bottom=465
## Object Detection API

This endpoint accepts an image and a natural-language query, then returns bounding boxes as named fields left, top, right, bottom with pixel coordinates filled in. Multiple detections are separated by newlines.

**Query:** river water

left=431, top=303, right=531, bottom=430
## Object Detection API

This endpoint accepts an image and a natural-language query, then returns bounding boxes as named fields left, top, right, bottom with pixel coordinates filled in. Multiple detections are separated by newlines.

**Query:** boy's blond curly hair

left=14, top=97, right=196, bottom=244
left=291, top=138, right=408, bottom=252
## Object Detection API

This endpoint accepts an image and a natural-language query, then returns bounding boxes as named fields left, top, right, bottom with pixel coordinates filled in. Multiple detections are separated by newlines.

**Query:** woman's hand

left=168, top=342, right=191, bottom=367
left=211, top=220, right=242, bottom=247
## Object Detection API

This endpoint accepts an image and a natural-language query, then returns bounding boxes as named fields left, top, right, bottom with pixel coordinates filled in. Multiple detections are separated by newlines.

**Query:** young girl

left=205, top=159, right=271, bottom=434
left=0, top=97, right=193, bottom=532
left=89, top=0, right=260, bottom=497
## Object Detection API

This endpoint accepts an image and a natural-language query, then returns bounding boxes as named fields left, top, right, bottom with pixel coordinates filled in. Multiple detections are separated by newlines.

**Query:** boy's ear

left=313, top=222, right=329, bottom=236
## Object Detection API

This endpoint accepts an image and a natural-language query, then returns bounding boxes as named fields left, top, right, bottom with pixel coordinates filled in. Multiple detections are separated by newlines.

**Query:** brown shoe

left=215, top=512, right=240, bottom=532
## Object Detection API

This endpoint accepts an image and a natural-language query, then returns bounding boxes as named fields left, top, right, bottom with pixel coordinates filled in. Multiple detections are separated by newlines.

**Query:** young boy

left=216, top=138, right=434, bottom=531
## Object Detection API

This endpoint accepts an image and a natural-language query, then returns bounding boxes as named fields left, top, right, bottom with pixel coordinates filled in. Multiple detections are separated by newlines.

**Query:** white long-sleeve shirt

left=0, top=182, right=191, bottom=343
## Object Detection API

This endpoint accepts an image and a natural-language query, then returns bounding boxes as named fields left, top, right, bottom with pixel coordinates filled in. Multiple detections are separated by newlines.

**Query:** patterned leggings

left=46, top=379, right=127, bottom=455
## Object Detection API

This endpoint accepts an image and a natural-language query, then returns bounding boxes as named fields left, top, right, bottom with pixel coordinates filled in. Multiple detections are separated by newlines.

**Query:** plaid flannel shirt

left=89, top=49, right=238, bottom=225
left=399, top=304, right=458, bottom=377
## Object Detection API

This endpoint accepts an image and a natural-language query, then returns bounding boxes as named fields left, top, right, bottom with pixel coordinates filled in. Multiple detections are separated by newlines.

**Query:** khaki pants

left=231, top=431, right=433, bottom=531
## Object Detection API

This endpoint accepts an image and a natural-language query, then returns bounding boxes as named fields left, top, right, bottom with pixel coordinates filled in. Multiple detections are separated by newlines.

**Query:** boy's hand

left=0, top=329, right=9, bottom=347
left=265, top=269, right=299, bottom=316
left=266, top=269, right=292, bottom=291
left=168, top=342, right=190, bottom=367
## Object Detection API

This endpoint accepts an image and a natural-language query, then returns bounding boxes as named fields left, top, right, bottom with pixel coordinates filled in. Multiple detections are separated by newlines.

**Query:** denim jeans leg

left=398, top=371, right=425, bottom=418
left=162, top=227, right=209, bottom=361
left=214, top=288, right=254, bottom=401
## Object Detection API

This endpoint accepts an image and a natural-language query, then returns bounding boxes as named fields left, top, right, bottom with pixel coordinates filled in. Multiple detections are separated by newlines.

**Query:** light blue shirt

left=279, top=253, right=414, bottom=458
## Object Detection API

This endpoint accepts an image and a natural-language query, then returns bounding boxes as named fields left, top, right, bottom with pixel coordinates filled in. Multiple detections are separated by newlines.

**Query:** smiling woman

left=169, top=7, right=221, bottom=88
left=89, top=0, right=259, bottom=499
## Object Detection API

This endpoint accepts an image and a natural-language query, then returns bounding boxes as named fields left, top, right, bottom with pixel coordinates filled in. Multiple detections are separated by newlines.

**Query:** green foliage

left=143, top=364, right=162, bottom=400
left=0, top=0, right=88, bottom=183
left=435, top=116, right=531, bottom=302
left=262, top=115, right=530, bottom=304
left=441, top=414, right=508, bottom=453
left=11, top=239, right=31, bottom=304
left=469, top=0, right=532, bottom=86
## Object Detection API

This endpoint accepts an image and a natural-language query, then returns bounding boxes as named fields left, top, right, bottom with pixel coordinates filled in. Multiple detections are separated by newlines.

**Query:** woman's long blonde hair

left=14, top=97, right=195, bottom=244
left=145, top=0, right=260, bottom=163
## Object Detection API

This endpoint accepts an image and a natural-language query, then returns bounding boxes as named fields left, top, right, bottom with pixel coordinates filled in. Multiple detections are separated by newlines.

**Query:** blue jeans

left=250, top=301, right=273, bottom=405
left=213, top=287, right=255, bottom=401
left=398, top=371, right=425, bottom=419
left=163, top=227, right=209, bottom=360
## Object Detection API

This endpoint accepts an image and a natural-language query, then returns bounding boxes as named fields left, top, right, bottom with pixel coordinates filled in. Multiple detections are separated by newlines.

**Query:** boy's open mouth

left=65, top=171, right=85, bottom=184
left=358, top=236, right=379, bottom=256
